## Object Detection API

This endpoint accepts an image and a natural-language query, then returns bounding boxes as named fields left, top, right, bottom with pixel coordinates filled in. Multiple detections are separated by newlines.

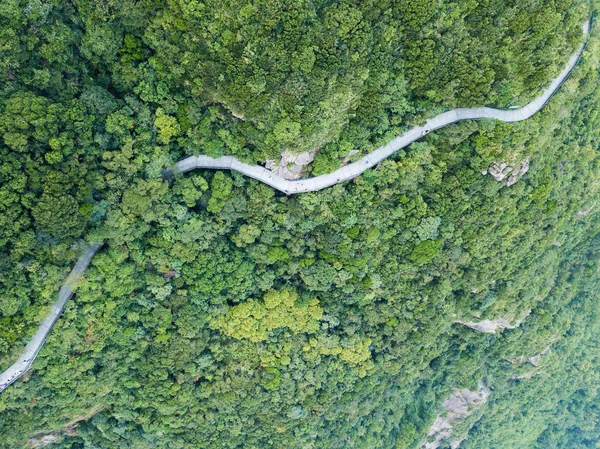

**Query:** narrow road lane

left=0, top=244, right=102, bottom=393
left=174, top=20, right=590, bottom=194
left=0, top=19, right=590, bottom=394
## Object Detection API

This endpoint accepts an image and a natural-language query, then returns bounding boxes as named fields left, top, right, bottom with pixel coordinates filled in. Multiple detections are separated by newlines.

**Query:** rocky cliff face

left=483, top=159, right=530, bottom=186
left=576, top=201, right=596, bottom=218
left=26, top=406, right=103, bottom=448
left=421, top=383, right=491, bottom=449
left=506, top=346, right=552, bottom=380
left=519, top=346, right=551, bottom=367
left=265, top=150, right=317, bottom=180
left=456, top=310, right=531, bottom=333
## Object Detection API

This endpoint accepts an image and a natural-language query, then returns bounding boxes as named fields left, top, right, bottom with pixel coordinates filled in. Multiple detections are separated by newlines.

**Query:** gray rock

left=576, top=202, right=596, bottom=218
left=487, top=159, right=530, bottom=186
left=265, top=150, right=317, bottom=180
left=510, top=371, right=537, bottom=380
left=26, top=406, right=104, bottom=448
left=507, top=346, right=551, bottom=374
left=456, top=310, right=531, bottom=333
left=342, top=149, right=360, bottom=166
left=421, top=383, right=491, bottom=449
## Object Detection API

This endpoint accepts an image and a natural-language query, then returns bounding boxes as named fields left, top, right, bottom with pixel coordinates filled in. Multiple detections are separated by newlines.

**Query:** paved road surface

left=0, top=20, right=590, bottom=394
left=0, top=244, right=102, bottom=393
left=174, top=20, right=590, bottom=194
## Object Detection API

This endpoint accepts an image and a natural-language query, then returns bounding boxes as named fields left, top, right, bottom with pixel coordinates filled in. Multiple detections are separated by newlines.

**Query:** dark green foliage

left=0, top=1, right=599, bottom=449
left=410, top=239, right=442, bottom=264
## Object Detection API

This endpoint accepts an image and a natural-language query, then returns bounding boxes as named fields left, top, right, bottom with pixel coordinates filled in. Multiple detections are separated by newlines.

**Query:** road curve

left=0, top=20, right=590, bottom=395
left=174, top=20, right=591, bottom=194
left=0, top=244, right=102, bottom=393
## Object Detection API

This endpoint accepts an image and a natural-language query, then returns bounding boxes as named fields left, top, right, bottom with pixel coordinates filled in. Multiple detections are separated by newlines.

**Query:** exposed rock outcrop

left=483, top=159, right=530, bottom=186
left=526, top=347, right=550, bottom=366
left=456, top=310, right=531, bottom=333
left=265, top=150, right=316, bottom=180
left=421, top=383, right=491, bottom=449
left=504, top=347, right=552, bottom=380
left=506, top=346, right=552, bottom=366
left=26, top=406, right=104, bottom=448
left=342, top=149, right=359, bottom=166
left=510, top=371, right=538, bottom=380
left=27, top=434, right=64, bottom=448
left=576, top=202, right=596, bottom=218
left=231, top=111, right=246, bottom=121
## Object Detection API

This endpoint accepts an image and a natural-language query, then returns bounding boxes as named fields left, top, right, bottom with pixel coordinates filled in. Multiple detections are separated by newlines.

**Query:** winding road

left=0, top=20, right=590, bottom=393
left=175, top=20, right=590, bottom=194
left=0, top=244, right=102, bottom=393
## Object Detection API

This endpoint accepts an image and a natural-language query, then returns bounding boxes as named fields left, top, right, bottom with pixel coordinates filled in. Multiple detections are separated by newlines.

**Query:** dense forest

left=0, top=0, right=599, bottom=448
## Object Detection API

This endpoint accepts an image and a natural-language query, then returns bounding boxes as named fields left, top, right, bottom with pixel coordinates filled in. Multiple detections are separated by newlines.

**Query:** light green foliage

left=303, top=335, right=375, bottom=377
left=272, top=119, right=301, bottom=143
left=416, top=216, right=442, bottom=241
left=0, top=92, right=58, bottom=151
left=121, top=179, right=169, bottom=222
left=207, top=172, right=233, bottom=213
left=154, top=108, right=180, bottom=144
left=410, top=239, right=442, bottom=264
left=172, top=175, right=208, bottom=207
left=0, top=1, right=598, bottom=449
left=232, top=224, right=261, bottom=247
left=212, top=289, right=323, bottom=342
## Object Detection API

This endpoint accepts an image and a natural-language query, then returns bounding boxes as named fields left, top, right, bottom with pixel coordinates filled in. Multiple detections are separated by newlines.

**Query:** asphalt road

left=0, top=20, right=590, bottom=394
left=175, top=20, right=590, bottom=194
left=0, top=244, right=102, bottom=393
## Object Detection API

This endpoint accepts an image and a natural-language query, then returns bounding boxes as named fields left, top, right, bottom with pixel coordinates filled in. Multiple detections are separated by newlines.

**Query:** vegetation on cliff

left=0, top=1, right=599, bottom=448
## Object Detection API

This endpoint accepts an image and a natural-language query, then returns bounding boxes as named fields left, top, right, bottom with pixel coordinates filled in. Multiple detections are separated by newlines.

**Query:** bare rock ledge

left=266, top=150, right=317, bottom=180
left=421, top=383, right=491, bottom=449
left=483, top=159, right=530, bottom=186
left=456, top=310, right=531, bottom=333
